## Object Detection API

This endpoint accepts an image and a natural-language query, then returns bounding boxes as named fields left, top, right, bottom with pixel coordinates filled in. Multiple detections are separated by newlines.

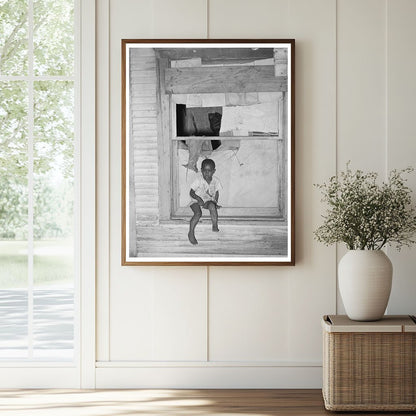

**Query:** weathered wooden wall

left=129, top=49, right=160, bottom=227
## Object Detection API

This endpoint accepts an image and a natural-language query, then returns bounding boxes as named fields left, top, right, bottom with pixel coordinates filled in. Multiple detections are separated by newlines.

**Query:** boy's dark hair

left=201, top=158, right=215, bottom=170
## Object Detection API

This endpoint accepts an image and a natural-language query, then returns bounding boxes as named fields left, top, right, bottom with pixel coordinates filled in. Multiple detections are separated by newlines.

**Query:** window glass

left=33, top=81, right=74, bottom=359
left=0, top=81, right=29, bottom=359
left=0, top=0, right=76, bottom=362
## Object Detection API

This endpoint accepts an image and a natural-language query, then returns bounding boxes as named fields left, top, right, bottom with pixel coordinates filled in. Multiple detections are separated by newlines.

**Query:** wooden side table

left=322, top=315, right=416, bottom=411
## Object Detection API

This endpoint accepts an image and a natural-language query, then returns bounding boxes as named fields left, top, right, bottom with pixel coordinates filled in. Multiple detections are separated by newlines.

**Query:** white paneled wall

left=209, top=268, right=290, bottom=362
left=386, top=0, right=416, bottom=314
left=96, top=0, right=416, bottom=388
left=336, top=0, right=387, bottom=312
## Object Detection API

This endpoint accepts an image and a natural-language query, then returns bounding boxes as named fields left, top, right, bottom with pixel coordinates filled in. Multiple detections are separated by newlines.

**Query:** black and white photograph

left=122, top=40, right=295, bottom=265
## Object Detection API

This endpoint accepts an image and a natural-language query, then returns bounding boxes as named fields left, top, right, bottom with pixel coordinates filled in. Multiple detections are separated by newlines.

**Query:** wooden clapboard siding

left=130, top=48, right=159, bottom=227
left=165, top=66, right=287, bottom=94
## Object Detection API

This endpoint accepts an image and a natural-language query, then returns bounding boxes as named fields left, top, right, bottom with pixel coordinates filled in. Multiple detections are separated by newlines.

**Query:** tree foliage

left=0, top=0, right=28, bottom=75
left=0, top=0, right=74, bottom=240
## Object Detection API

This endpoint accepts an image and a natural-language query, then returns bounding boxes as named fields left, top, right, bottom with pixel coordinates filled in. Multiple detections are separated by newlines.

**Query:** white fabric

left=190, top=175, right=222, bottom=204
left=220, top=101, right=279, bottom=136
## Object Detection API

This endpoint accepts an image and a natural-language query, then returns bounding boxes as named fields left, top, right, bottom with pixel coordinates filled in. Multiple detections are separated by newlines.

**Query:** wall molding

left=96, top=360, right=321, bottom=368
left=96, top=365, right=322, bottom=388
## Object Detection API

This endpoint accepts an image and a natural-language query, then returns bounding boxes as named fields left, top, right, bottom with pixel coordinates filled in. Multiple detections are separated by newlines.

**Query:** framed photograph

left=122, top=39, right=295, bottom=265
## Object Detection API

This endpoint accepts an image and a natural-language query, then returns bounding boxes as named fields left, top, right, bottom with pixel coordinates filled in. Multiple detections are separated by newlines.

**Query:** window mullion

left=27, top=0, right=34, bottom=359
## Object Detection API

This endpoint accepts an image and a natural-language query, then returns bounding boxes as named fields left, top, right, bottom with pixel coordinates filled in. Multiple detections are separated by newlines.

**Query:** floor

left=136, top=221, right=288, bottom=257
left=0, top=389, right=413, bottom=416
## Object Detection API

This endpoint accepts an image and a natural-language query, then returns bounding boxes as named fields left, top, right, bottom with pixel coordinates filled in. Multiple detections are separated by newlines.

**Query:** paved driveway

left=0, top=288, right=74, bottom=360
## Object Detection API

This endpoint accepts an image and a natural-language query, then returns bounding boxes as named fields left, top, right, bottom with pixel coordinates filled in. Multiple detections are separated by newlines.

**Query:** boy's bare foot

left=212, top=225, right=219, bottom=232
left=188, top=231, right=198, bottom=244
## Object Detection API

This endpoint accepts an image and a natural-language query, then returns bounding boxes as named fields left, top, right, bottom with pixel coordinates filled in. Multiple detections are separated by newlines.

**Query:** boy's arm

left=190, top=188, right=204, bottom=206
left=214, top=190, right=221, bottom=208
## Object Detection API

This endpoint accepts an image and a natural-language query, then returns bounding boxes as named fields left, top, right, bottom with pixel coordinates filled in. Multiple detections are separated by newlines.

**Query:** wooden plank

left=132, top=131, right=158, bottom=138
left=157, top=47, right=275, bottom=62
left=133, top=175, right=158, bottom=183
left=281, top=91, right=288, bottom=219
left=133, top=171, right=158, bottom=178
left=131, top=77, right=158, bottom=85
left=132, top=123, right=158, bottom=131
left=135, top=222, right=288, bottom=256
left=130, top=160, right=157, bottom=167
left=172, top=136, right=283, bottom=141
left=133, top=160, right=158, bottom=167
left=130, top=48, right=155, bottom=58
left=157, top=57, right=172, bottom=221
left=134, top=201, right=159, bottom=208
left=131, top=81, right=157, bottom=91
left=174, top=207, right=281, bottom=218
left=131, top=103, right=158, bottom=111
left=135, top=187, right=158, bottom=194
left=132, top=128, right=158, bottom=136
left=133, top=141, right=158, bottom=149
left=131, top=102, right=157, bottom=111
left=165, top=66, right=287, bottom=94
left=138, top=225, right=287, bottom=237
left=133, top=155, right=159, bottom=163
left=276, top=139, right=283, bottom=216
left=132, top=109, right=157, bottom=117
left=274, top=48, right=288, bottom=77
left=131, top=90, right=157, bottom=98
left=131, top=69, right=157, bottom=78
left=134, top=186, right=158, bottom=192
left=134, top=165, right=158, bottom=172
left=133, top=152, right=158, bottom=160
left=131, top=117, right=157, bottom=125
left=131, top=97, right=157, bottom=106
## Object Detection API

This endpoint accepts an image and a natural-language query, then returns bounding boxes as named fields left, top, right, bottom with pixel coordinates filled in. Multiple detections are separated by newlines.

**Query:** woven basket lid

left=322, top=315, right=416, bottom=333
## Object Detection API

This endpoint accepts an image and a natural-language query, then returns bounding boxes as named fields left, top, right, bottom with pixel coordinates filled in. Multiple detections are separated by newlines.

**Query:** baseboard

left=95, top=365, right=323, bottom=388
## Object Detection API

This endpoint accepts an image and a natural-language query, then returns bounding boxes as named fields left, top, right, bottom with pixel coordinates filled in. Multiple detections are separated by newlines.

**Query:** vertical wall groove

left=335, top=0, right=339, bottom=314
left=385, top=0, right=389, bottom=179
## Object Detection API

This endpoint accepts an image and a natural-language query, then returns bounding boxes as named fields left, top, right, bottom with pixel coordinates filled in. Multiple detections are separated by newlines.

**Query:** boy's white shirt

left=190, top=174, right=222, bottom=203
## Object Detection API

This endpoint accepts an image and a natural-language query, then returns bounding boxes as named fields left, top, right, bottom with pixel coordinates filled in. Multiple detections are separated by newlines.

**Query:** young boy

left=188, top=158, right=221, bottom=245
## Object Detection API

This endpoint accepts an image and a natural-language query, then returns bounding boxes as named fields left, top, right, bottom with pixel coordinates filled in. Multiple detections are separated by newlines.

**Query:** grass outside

left=0, top=240, right=73, bottom=289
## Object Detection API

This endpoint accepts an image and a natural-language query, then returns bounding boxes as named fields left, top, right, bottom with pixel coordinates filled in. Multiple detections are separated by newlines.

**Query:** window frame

left=0, top=0, right=96, bottom=388
left=169, top=93, right=285, bottom=219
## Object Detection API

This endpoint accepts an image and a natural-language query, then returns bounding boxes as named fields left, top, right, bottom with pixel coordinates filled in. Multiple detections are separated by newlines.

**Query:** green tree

left=0, top=0, right=74, bottom=240
left=0, top=0, right=28, bottom=75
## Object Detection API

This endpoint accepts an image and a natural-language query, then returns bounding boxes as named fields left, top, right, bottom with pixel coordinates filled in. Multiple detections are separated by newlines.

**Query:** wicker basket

left=322, top=315, right=416, bottom=411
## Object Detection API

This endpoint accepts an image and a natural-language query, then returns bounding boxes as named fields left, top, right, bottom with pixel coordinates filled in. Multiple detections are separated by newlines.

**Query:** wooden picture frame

left=122, top=39, right=295, bottom=265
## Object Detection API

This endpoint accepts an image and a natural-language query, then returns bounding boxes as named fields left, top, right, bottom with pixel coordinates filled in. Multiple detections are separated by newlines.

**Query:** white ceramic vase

left=338, top=250, right=393, bottom=321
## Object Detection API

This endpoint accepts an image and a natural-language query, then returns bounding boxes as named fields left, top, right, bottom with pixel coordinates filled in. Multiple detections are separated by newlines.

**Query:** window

left=0, top=0, right=77, bottom=361
left=172, top=94, right=284, bottom=219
